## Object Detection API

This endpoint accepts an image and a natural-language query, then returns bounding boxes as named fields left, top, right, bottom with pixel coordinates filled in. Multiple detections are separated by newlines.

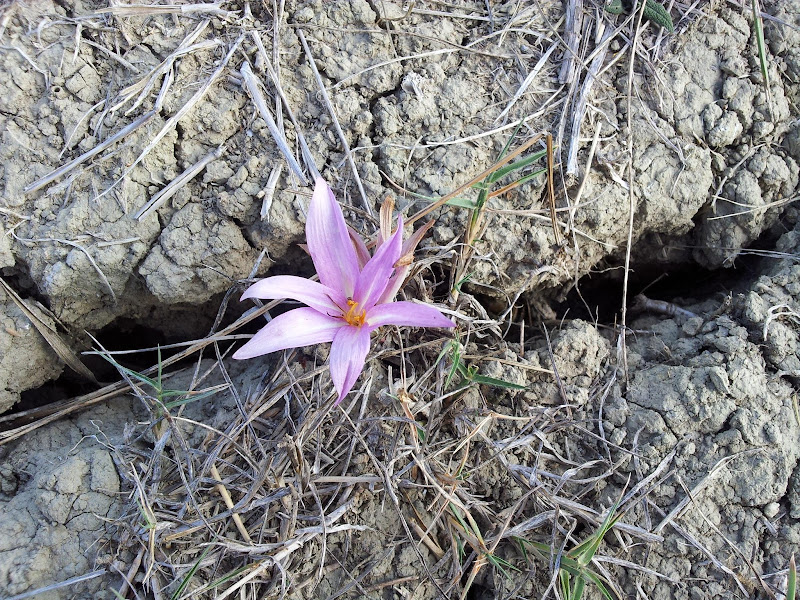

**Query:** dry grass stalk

left=0, top=297, right=277, bottom=445
left=565, top=25, right=613, bottom=176
left=111, top=19, right=214, bottom=112
left=95, top=35, right=244, bottom=206
left=654, top=450, right=758, bottom=534
left=0, top=43, right=49, bottom=86
left=406, top=133, right=546, bottom=228
left=558, top=0, right=584, bottom=85
left=763, top=303, right=800, bottom=341
left=1, top=569, right=107, bottom=599
left=250, top=30, right=321, bottom=180
left=114, top=37, right=221, bottom=114
left=0, top=276, right=96, bottom=382
left=619, top=4, right=650, bottom=371
left=25, top=20, right=221, bottom=195
left=13, top=273, right=668, bottom=600
left=259, top=163, right=283, bottom=221
left=646, top=497, right=752, bottom=595
left=135, top=145, right=226, bottom=220
left=326, top=24, right=515, bottom=93
left=13, top=233, right=117, bottom=301
left=297, top=29, right=373, bottom=216
left=4, top=4, right=710, bottom=597
left=568, top=123, right=602, bottom=224
left=81, top=37, right=140, bottom=72
left=23, top=111, right=156, bottom=194
left=693, top=502, right=774, bottom=597
left=210, top=463, right=253, bottom=543
left=239, top=61, right=308, bottom=185
left=496, top=43, right=558, bottom=122
left=93, top=2, right=233, bottom=18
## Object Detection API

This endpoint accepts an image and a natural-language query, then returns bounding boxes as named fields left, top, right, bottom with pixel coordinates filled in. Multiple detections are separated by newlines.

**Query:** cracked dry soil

left=2, top=0, right=800, bottom=598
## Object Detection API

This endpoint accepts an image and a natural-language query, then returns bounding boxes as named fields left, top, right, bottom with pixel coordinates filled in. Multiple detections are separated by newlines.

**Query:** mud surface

left=1, top=0, right=800, bottom=598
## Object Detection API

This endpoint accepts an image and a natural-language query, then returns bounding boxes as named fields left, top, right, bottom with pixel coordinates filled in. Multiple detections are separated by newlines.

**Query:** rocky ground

left=1, top=0, right=800, bottom=598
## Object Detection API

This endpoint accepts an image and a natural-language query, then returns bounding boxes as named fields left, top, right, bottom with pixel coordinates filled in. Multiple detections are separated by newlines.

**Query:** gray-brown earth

left=1, top=0, right=800, bottom=598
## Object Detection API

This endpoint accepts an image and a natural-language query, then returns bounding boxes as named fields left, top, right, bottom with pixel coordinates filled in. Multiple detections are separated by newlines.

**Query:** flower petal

left=365, top=301, right=455, bottom=330
left=376, top=266, right=408, bottom=305
left=232, top=307, right=345, bottom=359
left=353, top=215, right=403, bottom=311
left=347, top=225, right=371, bottom=269
left=377, top=195, right=395, bottom=248
left=306, top=178, right=360, bottom=298
left=375, top=219, right=433, bottom=305
left=401, top=219, right=435, bottom=258
left=376, top=220, right=435, bottom=304
left=241, top=276, right=345, bottom=315
left=329, top=325, right=371, bottom=404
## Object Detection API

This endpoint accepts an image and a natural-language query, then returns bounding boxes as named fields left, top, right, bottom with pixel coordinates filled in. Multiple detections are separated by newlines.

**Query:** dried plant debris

left=1, top=0, right=800, bottom=599
left=43, top=280, right=794, bottom=600
left=0, top=0, right=793, bottom=335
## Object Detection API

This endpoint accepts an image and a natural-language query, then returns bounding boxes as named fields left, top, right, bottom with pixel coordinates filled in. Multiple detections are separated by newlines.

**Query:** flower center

left=343, top=299, right=367, bottom=327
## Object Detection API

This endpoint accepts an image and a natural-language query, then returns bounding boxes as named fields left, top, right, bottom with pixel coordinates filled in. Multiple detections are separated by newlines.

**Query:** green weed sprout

left=437, top=337, right=527, bottom=392
left=604, top=0, right=674, bottom=31
left=97, top=346, right=223, bottom=411
left=517, top=503, right=623, bottom=600
left=171, top=545, right=213, bottom=600
left=448, top=502, right=519, bottom=600
left=447, top=134, right=549, bottom=301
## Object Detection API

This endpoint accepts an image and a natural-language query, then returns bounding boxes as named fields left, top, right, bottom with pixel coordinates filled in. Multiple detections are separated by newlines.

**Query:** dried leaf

left=0, top=277, right=97, bottom=382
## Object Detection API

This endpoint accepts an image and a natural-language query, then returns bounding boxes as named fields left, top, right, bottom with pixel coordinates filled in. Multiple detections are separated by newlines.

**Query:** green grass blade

left=470, top=185, right=491, bottom=224
left=789, top=554, right=797, bottom=600
left=434, top=339, right=454, bottom=369
left=570, top=503, right=621, bottom=567
left=206, top=565, right=252, bottom=592
left=516, top=538, right=532, bottom=562
left=453, top=272, right=473, bottom=294
left=156, top=345, right=163, bottom=390
left=557, top=556, right=595, bottom=580
left=444, top=341, right=463, bottom=390
left=497, top=118, right=526, bottom=160
left=162, top=389, right=219, bottom=409
left=512, top=167, right=547, bottom=187
left=515, top=537, right=550, bottom=554
left=449, top=503, right=470, bottom=533
left=581, top=571, right=616, bottom=600
left=569, top=576, right=586, bottom=600
left=468, top=374, right=527, bottom=390
left=445, top=196, right=480, bottom=209
left=487, top=149, right=548, bottom=183
left=516, top=536, right=620, bottom=600
left=486, top=552, right=520, bottom=577
left=452, top=532, right=466, bottom=563
left=96, top=350, right=161, bottom=389
left=137, top=499, right=156, bottom=530
left=173, top=564, right=253, bottom=600
left=171, top=545, right=213, bottom=600
left=559, top=566, right=572, bottom=599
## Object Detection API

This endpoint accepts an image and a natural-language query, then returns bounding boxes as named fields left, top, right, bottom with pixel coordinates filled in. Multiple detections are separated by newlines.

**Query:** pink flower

left=233, top=178, right=455, bottom=404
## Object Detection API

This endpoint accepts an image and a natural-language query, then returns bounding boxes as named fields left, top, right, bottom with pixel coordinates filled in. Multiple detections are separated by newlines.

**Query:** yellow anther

left=344, top=299, right=367, bottom=327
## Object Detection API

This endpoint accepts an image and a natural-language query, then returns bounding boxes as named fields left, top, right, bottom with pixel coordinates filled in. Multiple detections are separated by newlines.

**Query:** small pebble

left=763, top=502, right=780, bottom=519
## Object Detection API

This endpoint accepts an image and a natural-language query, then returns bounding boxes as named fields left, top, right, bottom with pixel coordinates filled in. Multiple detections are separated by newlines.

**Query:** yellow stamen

left=344, top=299, right=367, bottom=327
